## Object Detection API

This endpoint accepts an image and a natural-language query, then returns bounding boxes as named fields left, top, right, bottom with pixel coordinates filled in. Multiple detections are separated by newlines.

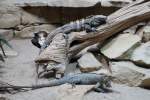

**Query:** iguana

left=0, top=73, right=111, bottom=92
left=40, top=15, right=107, bottom=51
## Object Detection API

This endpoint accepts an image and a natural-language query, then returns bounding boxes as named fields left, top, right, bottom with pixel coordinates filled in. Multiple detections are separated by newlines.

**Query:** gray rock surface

left=0, top=32, right=150, bottom=100
left=111, top=61, right=150, bottom=87
left=0, top=5, right=21, bottom=28
left=101, top=34, right=141, bottom=59
left=21, top=11, right=48, bottom=25
left=4, top=84, right=150, bottom=100
left=142, top=26, right=150, bottom=42
left=15, top=0, right=133, bottom=7
left=101, top=0, right=133, bottom=7
left=78, top=52, right=102, bottom=72
left=84, top=84, right=150, bottom=100
left=0, top=50, right=18, bottom=57
left=65, top=63, right=81, bottom=76
left=0, top=29, right=14, bottom=40
left=131, top=41, right=150, bottom=67
left=0, top=39, right=39, bottom=86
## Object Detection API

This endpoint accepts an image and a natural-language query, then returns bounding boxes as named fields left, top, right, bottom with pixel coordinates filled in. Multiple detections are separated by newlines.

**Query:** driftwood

left=35, top=0, right=150, bottom=75
left=68, top=0, right=150, bottom=58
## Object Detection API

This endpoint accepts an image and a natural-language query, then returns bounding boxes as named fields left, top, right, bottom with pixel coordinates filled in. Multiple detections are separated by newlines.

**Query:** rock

left=91, top=68, right=110, bottom=75
left=19, top=4, right=116, bottom=24
left=0, top=29, right=14, bottom=41
left=111, top=61, right=150, bottom=88
left=16, top=0, right=133, bottom=7
left=0, top=50, right=18, bottom=57
left=101, top=0, right=133, bottom=7
left=84, top=84, right=150, bottom=100
left=0, top=5, right=21, bottom=28
left=6, top=84, right=150, bottom=100
left=0, top=13, right=21, bottom=28
left=131, top=41, right=150, bottom=67
left=16, top=0, right=99, bottom=7
left=0, top=0, right=16, bottom=6
left=142, top=26, right=150, bottom=42
left=78, top=52, right=102, bottom=72
left=8, top=84, right=93, bottom=100
left=123, top=23, right=146, bottom=35
left=101, top=34, right=141, bottom=59
left=0, top=94, right=8, bottom=100
left=15, top=24, right=57, bottom=38
left=64, top=63, right=81, bottom=76
left=21, top=11, right=48, bottom=25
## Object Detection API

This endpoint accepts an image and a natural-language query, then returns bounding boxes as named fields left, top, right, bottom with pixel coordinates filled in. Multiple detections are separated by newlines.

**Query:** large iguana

left=40, top=15, right=107, bottom=51
left=0, top=73, right=111, bottom=93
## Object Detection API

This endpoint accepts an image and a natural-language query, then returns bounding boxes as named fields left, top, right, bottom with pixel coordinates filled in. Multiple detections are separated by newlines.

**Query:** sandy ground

left=0, top=38, right=150, bottom=100
left=0, top=39, right=39, bottom=86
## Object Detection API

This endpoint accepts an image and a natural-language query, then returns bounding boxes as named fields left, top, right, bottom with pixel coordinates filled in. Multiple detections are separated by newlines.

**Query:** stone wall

left=0, top=0, right=131, bottom=39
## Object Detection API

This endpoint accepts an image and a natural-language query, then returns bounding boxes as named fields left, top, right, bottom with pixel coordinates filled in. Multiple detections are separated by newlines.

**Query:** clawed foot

left=71, top=83, right=76, bottom=88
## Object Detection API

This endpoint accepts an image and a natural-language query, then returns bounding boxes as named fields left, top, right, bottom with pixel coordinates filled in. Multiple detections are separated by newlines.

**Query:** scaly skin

left=40, top=15, right=107, bottom=52
left=0, top=73, right=110, bottom=90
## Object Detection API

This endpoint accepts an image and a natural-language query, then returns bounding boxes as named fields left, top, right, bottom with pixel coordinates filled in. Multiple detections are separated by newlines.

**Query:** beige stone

left=111, top=61, right=150, bottom=87
left=101, top=34, right=141, bottom=59
left=7, top=83, right=150, bottom=100
left=131, top=41, right=150, bottom=67
left=0, top=29, right=14, bottom=40
left=16, top=0, right=133, bottom=7
left=142, top=26, right=150, bottom=42
left=78, top=52, right=102, bottom=72
left=0, top=5, right=21, bottom=28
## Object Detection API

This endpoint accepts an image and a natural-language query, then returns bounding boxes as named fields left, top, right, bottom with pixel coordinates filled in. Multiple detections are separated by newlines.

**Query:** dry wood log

left=35, top=33, right=69, bottom=75
left=68, top=0, right=150, bottom=59
left=35, top=0, right=150, bottom=65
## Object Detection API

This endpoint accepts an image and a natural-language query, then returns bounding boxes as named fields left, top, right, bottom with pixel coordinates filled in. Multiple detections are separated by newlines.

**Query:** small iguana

left=40, top=15, right=107, bottom=51
left=0, top=73, right=111, bottom=92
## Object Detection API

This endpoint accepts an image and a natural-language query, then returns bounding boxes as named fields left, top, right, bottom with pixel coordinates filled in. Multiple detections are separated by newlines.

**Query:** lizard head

left=31, top=31, right=48, bottom=48
left=89, top=15, right=107, bottom=27
left=100, top=75, right=112, bottom=88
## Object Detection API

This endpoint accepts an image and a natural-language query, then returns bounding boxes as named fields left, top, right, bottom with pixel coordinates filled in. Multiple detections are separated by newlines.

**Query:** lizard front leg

left=84, top=24, right=97, bottom=33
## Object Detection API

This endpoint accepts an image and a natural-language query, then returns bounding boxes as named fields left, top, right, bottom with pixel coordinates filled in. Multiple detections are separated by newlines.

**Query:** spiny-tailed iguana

left=0, top=73, right=111, bottom=91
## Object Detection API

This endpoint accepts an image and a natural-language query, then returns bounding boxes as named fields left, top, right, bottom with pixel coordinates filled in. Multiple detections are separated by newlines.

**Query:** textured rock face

left=142, top=26, right=150, bottom=42
left=101, top=0, right=133, bottom=7
left=131, top=41, right=150, bottom=67
left=0, top=0, right=130, bottom=27
left=0, top=29, right=14, bottom=40
left=0, top=5, right=21, bottom=28
left=0, top=50, right=18, bottom=57
left=15, top=0, right=133, bottom=7
left=6, top=84, right=150, bottom=100
left=101, top=34, right=141, bottom=59
left=111, top=62, right=150, bottom=87
left=21, top=11, right=47, bottom=25
left=78, top=52, right=102, bottom=72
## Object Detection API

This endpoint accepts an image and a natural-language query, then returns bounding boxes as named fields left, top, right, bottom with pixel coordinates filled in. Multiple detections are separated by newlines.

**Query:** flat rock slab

left=78, top=52, right=102, bottom=72
left=0, top=5, right=21, bottom=28
left=15, top=0, right=133, bottom=7
left=101, top=34, right=141, bottom=59
left=0, top=50, right=18, bottom=57
left=0, top=29, right=14, bottom=41
left=142, top=26, right=150, bottom=42
left=111, top=61, right=150, bottom=88
left=4, top=84, right=150, bottom=100
left=131, top=41, right=150, bottom=67
left=0, top=39, right=39, bottom=86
